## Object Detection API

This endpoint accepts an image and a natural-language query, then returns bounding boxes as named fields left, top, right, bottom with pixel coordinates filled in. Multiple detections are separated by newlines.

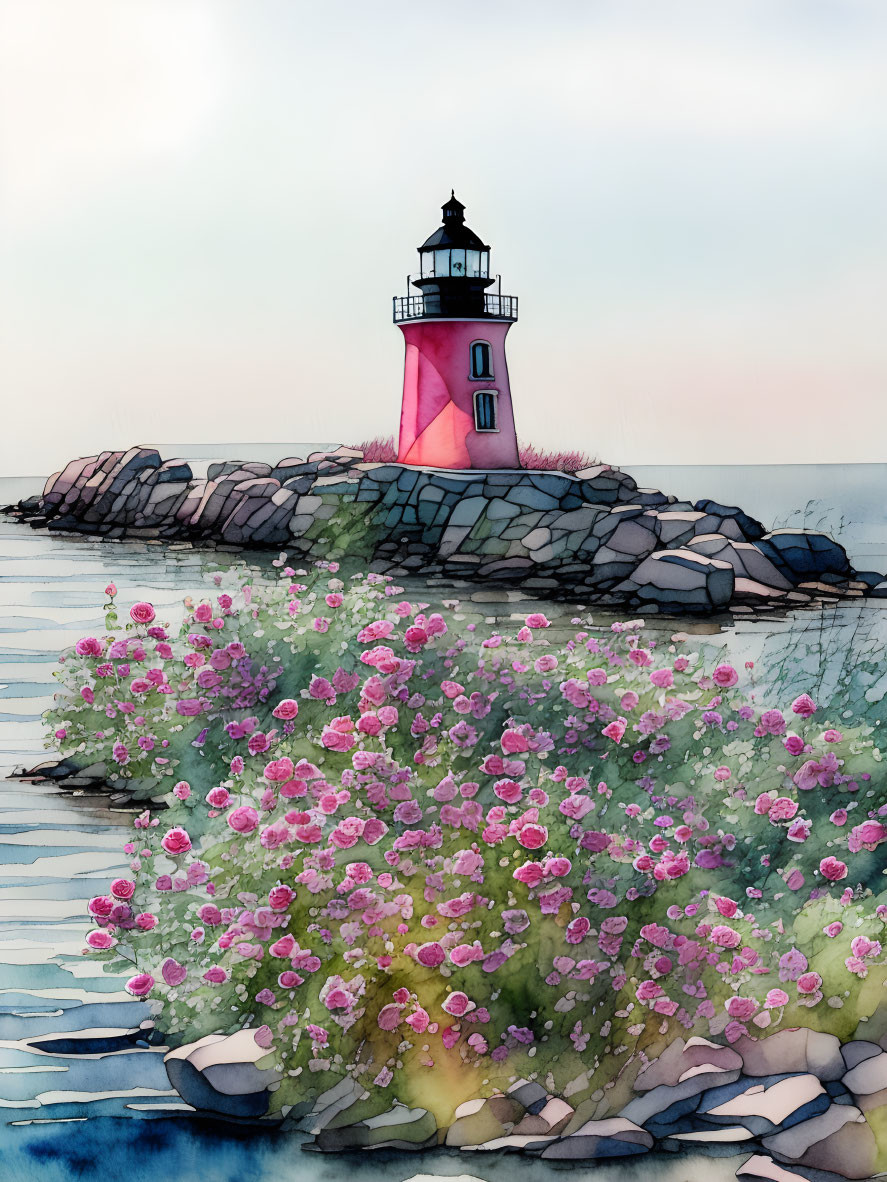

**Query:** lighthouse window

left=474, top=390, right=499, bottom=432
left=450, top=248, right=466, bottom=276
left=470, top=340, right=494, bottom=380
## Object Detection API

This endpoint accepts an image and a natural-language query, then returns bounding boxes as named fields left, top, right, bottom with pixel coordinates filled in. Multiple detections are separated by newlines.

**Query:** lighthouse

left=393, top=193, right=520, bottom=469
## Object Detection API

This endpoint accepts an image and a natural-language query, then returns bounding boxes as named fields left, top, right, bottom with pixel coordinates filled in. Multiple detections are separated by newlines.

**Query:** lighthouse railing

left=392, top=294, right=518, bottom=323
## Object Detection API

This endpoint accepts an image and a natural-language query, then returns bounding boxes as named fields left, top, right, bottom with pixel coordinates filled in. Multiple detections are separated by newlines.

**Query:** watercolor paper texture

left=1, top=4, right=885, bottom=1182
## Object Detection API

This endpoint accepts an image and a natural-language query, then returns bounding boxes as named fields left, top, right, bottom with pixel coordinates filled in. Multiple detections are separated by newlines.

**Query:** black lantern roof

left=419, top=191, right=490, bottom=252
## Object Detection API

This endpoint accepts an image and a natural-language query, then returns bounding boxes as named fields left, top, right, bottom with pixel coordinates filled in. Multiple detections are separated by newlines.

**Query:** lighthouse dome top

left=418, top=191, right=490, bottom=252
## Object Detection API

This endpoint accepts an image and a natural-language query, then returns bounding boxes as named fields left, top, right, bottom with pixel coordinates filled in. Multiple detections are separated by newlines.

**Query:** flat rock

left=700, top=1074, right=828, bottom=1134
left=621, top=1069, right=742, bottom=1126
left=315, top=1101, right=436, bottom=1150
left=733, top=1030, right=844, bottom=1082
left=512, top=1097, right=574, bottom=1136
left=736, top=1152, right=850, bottom=1182
left=165, top=1029, right=282, bottom=1118
left=757, top=530, right=851, bottom=582
left=842, top=1050, right=887, bottom=1095
left=445, top=1095, right=525, bottom=1147
left=694, top=498, right=766, bottom=541
left=617, top=549, right=735, bottom=610
left=635, top=1036, right=743, bottom=1090
left=762, top=1106, right=877, bottom=1180
left=540, top=1117, right=653, bottom=1160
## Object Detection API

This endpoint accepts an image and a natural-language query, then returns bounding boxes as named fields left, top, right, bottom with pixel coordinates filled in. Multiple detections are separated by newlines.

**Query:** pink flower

left=254, top=1026, right=274, bottom=1048
left=357, top=620, right=394, bottom=643
left=404, top=625, right=429, bottom=650
left=129, top=602, right=156, bottom=625
left=525, top=613, right=550, bottom=629
left=268, top=885, right=295, bottom=910
left=649, top=669, right=674, bottom=689
left=161, top=958, right=187, bottom=987
left=110, top=878, right=135, bottom=900
left=264, top=757, right=294, bottom=782
left=797, top=972, right=822, bottom=994
left=125, top=973, right=155, bottom=996
left=203, top=967, right=228, bottom=984
left=712, top=664, right=738, bottom=688
left=501, top=729, right=530, bottom=754
left=759, top=710, right=787, bottom=736
left=321, top=716, right=356, bottom=752
left=851, top=935, right=881, bottom=960
left=710, top=925, right=741, bottom=948
left=769, top=797, right=798, bottom=822
left=602, top=718, right=627, bottom=743
left=405, top=1007, right=430, bottom=1033
left=791, top=693, right=817, bottom=716
left=513, top=862, right=545, bottom=888
left=516, top=823, right=547, bottom=850
left=88, top=895, right=114, bottom=918
left=819, top=856, right=848, bottom=882
left=260, top=822, right=290, bottom=850
left=377, top=1004, right=402, bottom=1031
left=764, top=988, right=789, bottom=1009
left=636, top=980, right=664, bottom=1001
left=75, top=637, right=103, bottom=657
left=416, top=941, right=446, bottom=968
left=565, top=917, right=590, bottom=944
left=272, top=699, right=299, bottom=720
left=493, top=779, right=523, bottom=804
left=714, top=896, right=739, bottom=918
left=726, top=996, right=758, bottom=1019
left=442, top=991, right=475, bottom=1017
left=160, top=827, right=191, bottom=856
left=206, top=786, right=231, bottom=808
left=227, top=806, right=259, bottom=834
left=85, top=929, right=115, bottom=950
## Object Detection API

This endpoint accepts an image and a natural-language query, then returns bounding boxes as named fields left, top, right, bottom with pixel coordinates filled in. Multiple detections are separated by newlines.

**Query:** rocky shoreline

left=165, top=1025, right=887, bottom=1179
left=6, top=445, right=885, bottom=615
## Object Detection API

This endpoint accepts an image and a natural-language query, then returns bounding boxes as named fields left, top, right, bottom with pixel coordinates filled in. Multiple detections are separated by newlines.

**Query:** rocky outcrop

left=164, top=1029, right=282, bottom=1119
left=161, top=1027, right=887, bottom=1175
left=8, top=446, right=883, bottom=615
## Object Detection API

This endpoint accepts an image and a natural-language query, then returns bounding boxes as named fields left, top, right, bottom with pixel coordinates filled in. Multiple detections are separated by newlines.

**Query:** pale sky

left=2, top=0, right=886, bottom=477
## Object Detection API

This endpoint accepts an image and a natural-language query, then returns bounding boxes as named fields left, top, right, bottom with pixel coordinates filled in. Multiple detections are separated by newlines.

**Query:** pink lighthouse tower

left=394, top=193, right=519, bottom=469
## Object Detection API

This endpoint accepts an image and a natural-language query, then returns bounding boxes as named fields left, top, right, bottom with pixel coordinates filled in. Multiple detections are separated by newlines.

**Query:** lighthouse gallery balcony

left=393, top=292, right=518, bottom=323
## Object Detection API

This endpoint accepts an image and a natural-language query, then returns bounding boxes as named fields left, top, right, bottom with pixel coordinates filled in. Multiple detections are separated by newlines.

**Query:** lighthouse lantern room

left=393, top=194, right=520, bottom=469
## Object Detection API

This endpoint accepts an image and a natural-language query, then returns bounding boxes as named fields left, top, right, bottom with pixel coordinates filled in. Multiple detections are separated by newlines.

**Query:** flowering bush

left=348, top=436, right=598, bottom=471
left=49, top=567, right=887, bottom=1125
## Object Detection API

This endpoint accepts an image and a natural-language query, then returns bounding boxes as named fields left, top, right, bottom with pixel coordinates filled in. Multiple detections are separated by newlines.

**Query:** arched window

left=469, top=340, right=493, bottom=380
left=474, top=389, right=499, bottom=432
